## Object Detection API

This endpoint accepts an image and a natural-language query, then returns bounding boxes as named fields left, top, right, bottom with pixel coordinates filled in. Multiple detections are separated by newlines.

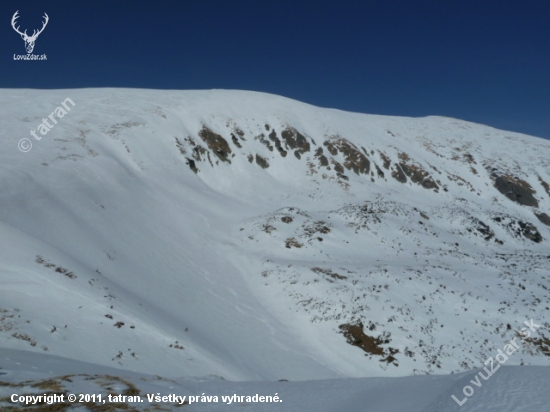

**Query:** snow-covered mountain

left=1, top=89, right=549, bottom=385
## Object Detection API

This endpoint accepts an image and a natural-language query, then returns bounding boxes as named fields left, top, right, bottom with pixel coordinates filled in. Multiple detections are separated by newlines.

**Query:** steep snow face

left=0, top=89, right=549, bottom=380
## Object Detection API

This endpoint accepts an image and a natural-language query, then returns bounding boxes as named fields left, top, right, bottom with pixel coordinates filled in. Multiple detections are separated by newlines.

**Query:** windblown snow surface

left=1, top=89, right=549, bottom=410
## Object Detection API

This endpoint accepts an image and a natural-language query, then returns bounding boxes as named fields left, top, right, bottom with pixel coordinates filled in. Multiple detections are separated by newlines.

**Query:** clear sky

left=2, top=0, right=549, bottom=139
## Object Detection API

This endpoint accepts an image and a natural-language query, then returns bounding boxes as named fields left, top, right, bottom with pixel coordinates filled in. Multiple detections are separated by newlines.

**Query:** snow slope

left=1, top=348, right=550, bottom=411
left=0, top=89, right=549, bottom=383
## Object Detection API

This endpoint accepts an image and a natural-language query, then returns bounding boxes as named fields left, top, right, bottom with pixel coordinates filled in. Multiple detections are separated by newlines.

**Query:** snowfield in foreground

left=2, top=348, right=550, bottom=411
left=0, top=88, right=549, bottom=409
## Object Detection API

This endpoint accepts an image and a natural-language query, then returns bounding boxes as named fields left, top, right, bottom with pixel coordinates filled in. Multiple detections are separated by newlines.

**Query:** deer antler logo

left=11, top=11, right=49, bottom=54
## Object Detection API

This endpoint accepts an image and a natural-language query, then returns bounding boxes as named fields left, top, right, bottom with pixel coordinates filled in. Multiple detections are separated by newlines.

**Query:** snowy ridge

left=0, top=89, right=549, bottom=382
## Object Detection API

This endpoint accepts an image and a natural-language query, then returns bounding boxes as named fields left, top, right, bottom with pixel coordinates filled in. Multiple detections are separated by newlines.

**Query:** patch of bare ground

left=281, top=128, right=311, bottom=155
left=446, top=173, right=475, bottom=192
left=535, top=213, right=550, bottom=226
left=0, top=374, right=158, bottom=411
left=525, top=336, right=550, bottom=357
left=184, top=136, right=212, bottom=169
left=285, top=238, right=303, bottom=248
left=314, top=147, right=329, bottom=167
left=339, top=323, right=399, bottom=365
left=11, top=332, right=37, bottom=347
left=463, top=152, right=476, bottom=164
left=391, top=164, right=407, bottom=184
left=268, top=130, right=287, bottom=157
left=518, top=221, right=543, bottom=243
left=262, top=224, right=276, bottom=234
left=323, top=138, right=370, bottom=175
left=169, top=341, right=184, bottom=350
left=303, top=221, right=331, bottom=238
left=516, top=332, right=550, bottom=357
left=493, top=174, right=538, bottom=207
left=492, top=215, right=542, bottom=243
left=394, top=153, right=439, bottom=190
left=233, top=127, right=245, bottom=139
left=451, top=149, right=477, bottom=165
left=310, top=267, right=347, bottom=282
left=230, top=133, right=242, bottom=148
left=374, top=163, right=384, bottom=179
left=539, top=176, right=550, bottom=197
left=330, top=158, right=344, bottom=174
left=255, top=154, right=269, bottom=169
left=105, top=122, right=143, bottom=138
left=35, top=256, right=76, bottom=279
left=185, top=158, right=198, bottom=173
left=378, top=152, right=391, bottom=170
left=174, top=138, right=186, bottom=155
left=254, top=134, right=274, bottom=151
left=198, top=126, right=232, bottom=163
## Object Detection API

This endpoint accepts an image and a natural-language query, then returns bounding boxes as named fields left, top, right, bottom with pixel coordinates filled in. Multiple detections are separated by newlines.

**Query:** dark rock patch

left=285, top=238, right=303, bottom=248
left=314, top=147, right=329, bottom=167
left=231, top=134, right=242, bottom=148
left=323, top=138, right=370, bottom=175
left=175, top=137, right=186, bottom=155
left=535, top=212, right=550, bottom=226
left=255, top=154, right=270, bottom=169
left=519, top=221, right=543, bottom=243
left=396, top=153, right=438, bottom=190
left=331, top=159, right=344, bottom=175
left=339, top=323, right=399, bottom=365
left=186, top=158, right=198, bottom=173
left=311, top=267, right=347, bottom=281
left=473, top=219, right=494, bottom=241
left=281, top=128, right=311, bottom=154
left=277, top=146, right=288, bottom=157
left=198, top=126, right=232, bottom=163
left=399, top=163, right=438, bottom=189
left=520, top=334, right=550, bottom=357
left=303, top=221, right=331, bottom=237
left=539, top=176, right=550, bottom=197
left=262, top=224, right=276, bottom=234
left=375, top=164, right=384, bottom=178
left=464, top=153, right=476, bottom=164
left=391, top=164, right=407, bottom=183
left=191, top=145, right=213, bottom=166
left=379, top=152, right=391, bottom=169
left=494, top=175, right=538, bottom=207
left=493, top=215, right=542, bottom=243
left=268, top=130, right=287, bottom=157
left=255, top=134, right=274, bottom=151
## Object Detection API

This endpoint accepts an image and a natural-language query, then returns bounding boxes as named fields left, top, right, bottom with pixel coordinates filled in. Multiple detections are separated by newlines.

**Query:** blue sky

left=2, top=0, right=549, bottom=138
